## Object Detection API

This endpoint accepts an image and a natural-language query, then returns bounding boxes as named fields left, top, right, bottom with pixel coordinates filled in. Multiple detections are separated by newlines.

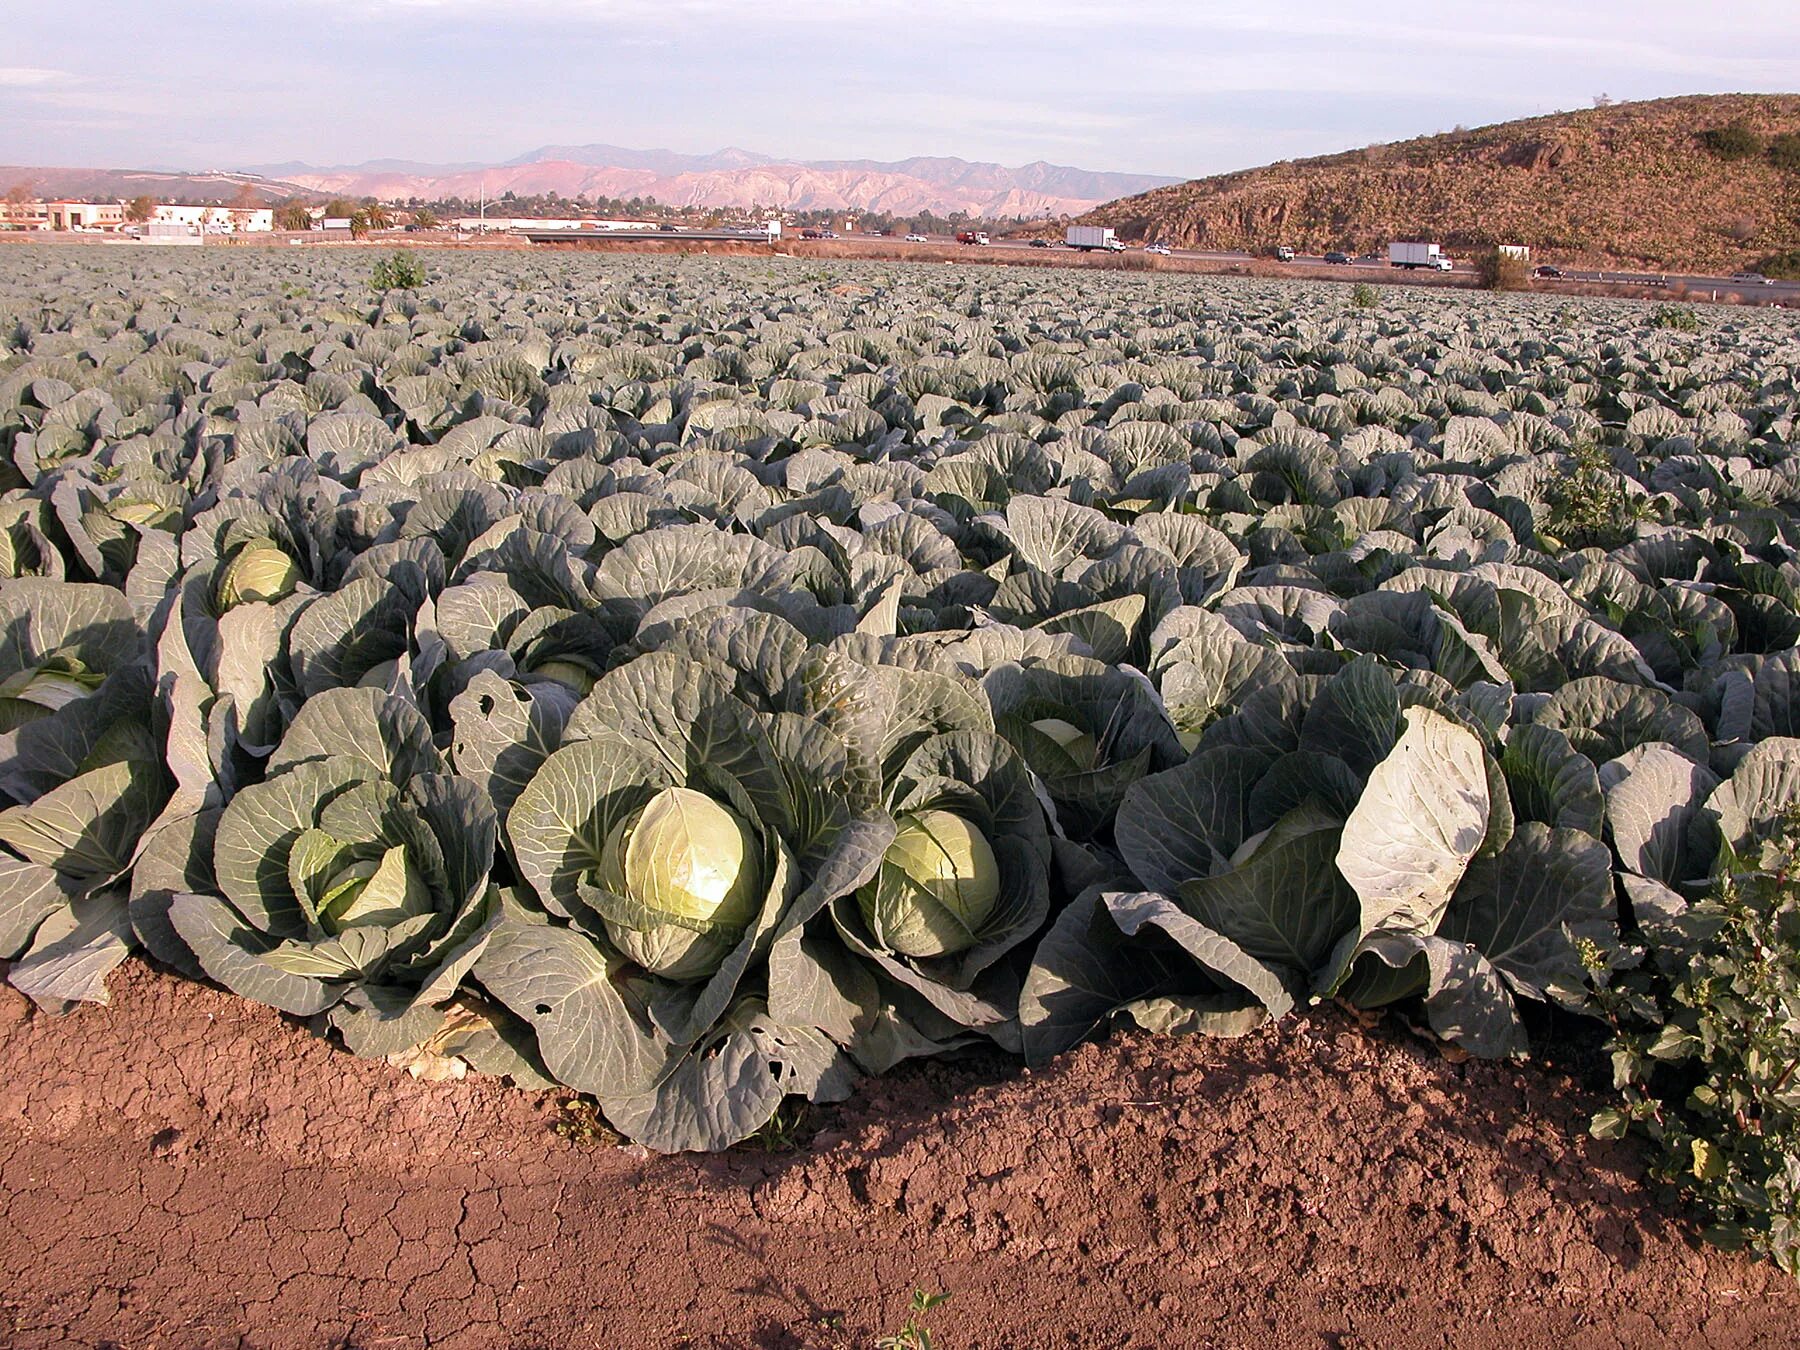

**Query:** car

left=904, top=233, right=927, bottom=243
left=1359, top=251, right=1381, bottom=262
left=1324, top=251, right=1350, bottom=265
left=800, top=228, right=824, bottom=240
left=1029, top=238, right=1051, bottom=248
left=1533, top=265, right=1565, bottom=279
left=820, top=230, right=838, bottom=239
left=657, top=223, right=680, bottom=233
left=1145, top=243, right=1171, bottom=256
left=1731, top=271, right=1774, bottom=286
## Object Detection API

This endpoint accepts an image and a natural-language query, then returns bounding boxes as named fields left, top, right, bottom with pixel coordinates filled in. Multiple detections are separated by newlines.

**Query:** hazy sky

left=3, top=0, right=1799, bottom=177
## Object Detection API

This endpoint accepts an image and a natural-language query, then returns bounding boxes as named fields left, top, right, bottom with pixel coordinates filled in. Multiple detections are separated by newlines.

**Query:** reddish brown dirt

left=1, top=961, right=1793, bottom=1350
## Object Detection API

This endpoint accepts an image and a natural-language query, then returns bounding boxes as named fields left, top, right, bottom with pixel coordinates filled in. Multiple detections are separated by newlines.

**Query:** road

left=513, top=225, right=1799, bottom=301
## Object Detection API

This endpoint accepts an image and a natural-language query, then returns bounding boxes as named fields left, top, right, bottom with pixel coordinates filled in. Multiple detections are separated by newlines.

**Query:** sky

left=3, top=0, right=1799, bottom=178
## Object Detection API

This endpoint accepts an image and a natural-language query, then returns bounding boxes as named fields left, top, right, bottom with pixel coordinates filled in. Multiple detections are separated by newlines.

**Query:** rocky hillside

left=1083, top=94, right=1800, bottom=272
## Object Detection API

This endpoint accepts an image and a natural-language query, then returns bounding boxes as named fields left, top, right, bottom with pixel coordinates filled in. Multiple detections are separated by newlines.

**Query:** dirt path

left=1, top=962, right=1792, bottom=1350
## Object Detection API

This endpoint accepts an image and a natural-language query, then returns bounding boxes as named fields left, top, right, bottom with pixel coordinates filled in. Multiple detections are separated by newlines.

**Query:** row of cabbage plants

left=2, top=250, right=1798, bottom=1150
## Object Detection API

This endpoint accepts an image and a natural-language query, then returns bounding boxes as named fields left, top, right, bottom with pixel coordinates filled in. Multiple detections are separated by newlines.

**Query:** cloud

left=0, top=67, right=69, bottom=87
left=1, top=1, right=1797, bottom=174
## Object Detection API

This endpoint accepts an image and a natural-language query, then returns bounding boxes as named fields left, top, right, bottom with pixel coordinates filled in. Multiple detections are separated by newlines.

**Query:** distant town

left=0, top=188, right=1004, bottom=242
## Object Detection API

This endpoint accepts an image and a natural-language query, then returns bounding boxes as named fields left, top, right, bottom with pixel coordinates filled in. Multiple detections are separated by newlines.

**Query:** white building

left=0, top=201, right=49, bottom=231
left=449, top=217, right=660, bottom=233
left=152, top=204, right=274, bottom=234
left=47, top=201, right=125, bottom=231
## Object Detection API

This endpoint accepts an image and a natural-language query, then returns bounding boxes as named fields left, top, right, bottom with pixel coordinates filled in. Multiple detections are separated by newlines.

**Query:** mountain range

left=242, top=145, right=1182, bottom=217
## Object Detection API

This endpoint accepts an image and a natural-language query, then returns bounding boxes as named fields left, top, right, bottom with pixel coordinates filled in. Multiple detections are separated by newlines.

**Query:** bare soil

left=1, top=961, right=1793, bottom=1350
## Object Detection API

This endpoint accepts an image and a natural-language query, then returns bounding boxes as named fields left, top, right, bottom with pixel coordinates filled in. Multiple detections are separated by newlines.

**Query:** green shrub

left=1543, top=443, right=1648, bottom=549
left=1477, top=248, right=1530, bottom=291
left=1350, top=282, right=1380, bottom=308
left=1700, top=122, right=1764, bottom=161
left=1769, top=132, right=1800, bottom=172
left=1756, top=249, right=1800, bottom=281
left=371, top=251, right=428, bottom=291
left=1651, top=304, right=1701, bottom=331
left=1589, top=803, right=1800, bottom=1279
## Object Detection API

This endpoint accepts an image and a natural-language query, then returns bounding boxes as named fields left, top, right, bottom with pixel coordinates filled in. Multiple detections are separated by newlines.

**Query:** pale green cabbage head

left=858, top=808, right=1000, bottom=958
left=598, top=785, right=764, bottom=980
left=311, top=842, right=435, bottom=935
left=1030, top=716, right=1098, bottom=770
left=531, top=659, right=597, bottom=697
left=216, top=541, right=301, bottom=610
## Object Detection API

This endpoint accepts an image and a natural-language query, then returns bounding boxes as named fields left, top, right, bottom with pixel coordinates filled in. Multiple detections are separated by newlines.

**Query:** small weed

left=551, top=1096, right=620, bottom=1148
left=1589, top=801, right=1800, bottom=1279
left=876, top=1289, right=951, bottom=1350
left=1350, top=282, right=1380, bottom=308
left=1651, top=304, right=1701, bottom=332
left=370, top=251, right=428, bottom=292
left=1543, top=443, right=1649, bottom=550
left=744, top=1100, right=811, bottom=1153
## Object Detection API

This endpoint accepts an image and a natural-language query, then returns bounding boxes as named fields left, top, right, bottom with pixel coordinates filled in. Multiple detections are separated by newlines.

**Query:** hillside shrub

left=1770, top=133, right=1800, bottom=172
left=1700, top=122, right=1764, bottom=161
left=1724, top=216, right=1760, bottom=244
left=1590, top=803, right=1800, bottom=1278
left=371, top=251, right=428, bottom=291
left=1759, top=250, right=1800, bottom=281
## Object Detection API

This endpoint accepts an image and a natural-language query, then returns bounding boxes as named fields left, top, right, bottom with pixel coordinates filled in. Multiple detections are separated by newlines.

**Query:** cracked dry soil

left=1, top=962, right=1794, bottom=1350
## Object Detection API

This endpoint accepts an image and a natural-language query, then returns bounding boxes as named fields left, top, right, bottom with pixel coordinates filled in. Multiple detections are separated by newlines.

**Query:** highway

left=517, top=225, right=1798, bottom=301
left=897, top=234, right=1800, bottom=300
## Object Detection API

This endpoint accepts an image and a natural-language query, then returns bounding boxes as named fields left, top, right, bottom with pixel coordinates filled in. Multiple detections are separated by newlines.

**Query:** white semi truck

left=1389, top=241, right=1453, bottom=271
left=1067, top=226, right=1126, bottom=252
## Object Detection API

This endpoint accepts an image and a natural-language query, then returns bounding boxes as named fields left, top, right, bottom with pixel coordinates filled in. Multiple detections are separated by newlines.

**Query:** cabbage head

left=858, top=808, right=1000, bottom=958
left=0, top=579, right=171, bottom=1008
left=165, top=687, right=500, bottom=1056
left=827, top=727, right=1051, bottom=1015
left=982, top=655, right=1183, bottom=840
left=215, top=540, right=301, bottom=610
left=483, top=650, right=879, bottom=1152
left=597, top=785, right=765, bottom=979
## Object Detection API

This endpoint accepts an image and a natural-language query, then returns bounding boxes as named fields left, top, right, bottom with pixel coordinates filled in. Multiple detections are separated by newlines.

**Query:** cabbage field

left=2, top=248, right=1799, bottom=1155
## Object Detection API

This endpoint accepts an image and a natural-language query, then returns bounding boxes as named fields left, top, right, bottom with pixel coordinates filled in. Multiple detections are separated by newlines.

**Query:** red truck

left=955, top=231, right=990, bottom=245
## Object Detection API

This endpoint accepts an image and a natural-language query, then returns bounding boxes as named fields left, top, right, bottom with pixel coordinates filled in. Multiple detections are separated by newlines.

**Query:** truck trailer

left=1389, top=242, right=1453, bottom=271
left=1066, top=226, right=1125, bottom=252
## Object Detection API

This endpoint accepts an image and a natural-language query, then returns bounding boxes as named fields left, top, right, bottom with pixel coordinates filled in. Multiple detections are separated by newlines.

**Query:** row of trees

left=7, top=177, right=1027, bottom=238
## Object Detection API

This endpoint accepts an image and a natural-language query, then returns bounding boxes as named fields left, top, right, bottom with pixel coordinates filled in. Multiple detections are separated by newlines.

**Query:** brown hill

left=1083, top=94, right=1800, bottom=272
